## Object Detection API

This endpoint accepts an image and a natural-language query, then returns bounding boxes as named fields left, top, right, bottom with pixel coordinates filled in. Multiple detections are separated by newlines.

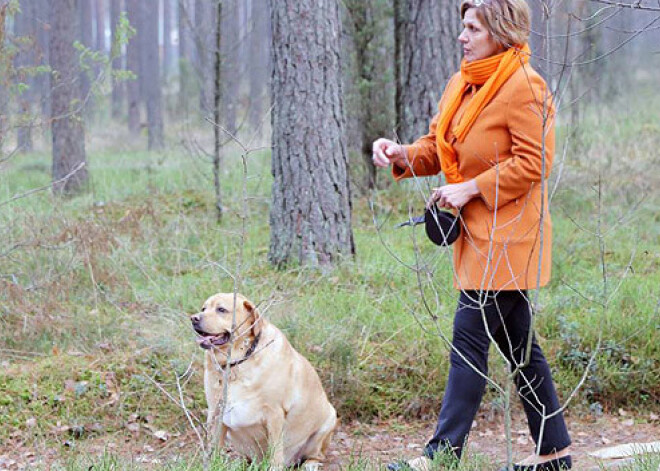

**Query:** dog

left=191, top=293, right=337, bottom=469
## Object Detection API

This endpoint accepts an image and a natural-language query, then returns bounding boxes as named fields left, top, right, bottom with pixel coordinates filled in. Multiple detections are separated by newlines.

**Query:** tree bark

left=50, top=0, right=88, bottom=194
left=344, top=0, right=395, bottom=190
left=36, top=0, right=51, bottom=119
left=110, top=0, right=124, bottom=119
left=79, top=0, right=94, bottom=113
left=195, top=0, right=213, bottom=113
left=0, top=4, right=9, bottom=155
left=213, top=0, right=223, bottom=221
left=96, top=0, right=106, bottom=53
left=247, top=0, right=270, bottom=133
left=268, top=0, right=355, bottom=267
left=222, top=0, right=238, bottom=133
left=178, top=0, right=192, bottom=113
left=163, top=0, right=172, bottom=79
left=126, top=0, right=141, bottom=134
left=15, top=0, right=34, bottom=152
left=394, top=0, right=461, bottom=144
left=529, top=0, right=545, bottom=67
left=142, top=1, right=164, bottom=149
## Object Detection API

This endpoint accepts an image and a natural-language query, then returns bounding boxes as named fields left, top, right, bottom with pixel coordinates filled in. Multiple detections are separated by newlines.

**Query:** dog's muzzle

left=195, top=331, right=231, bottom=350
left=191, top=314, right=231, bottom=350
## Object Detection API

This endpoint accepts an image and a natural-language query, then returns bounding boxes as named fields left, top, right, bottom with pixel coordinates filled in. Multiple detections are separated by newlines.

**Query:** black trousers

left=425, top=290, right=571, bottom=459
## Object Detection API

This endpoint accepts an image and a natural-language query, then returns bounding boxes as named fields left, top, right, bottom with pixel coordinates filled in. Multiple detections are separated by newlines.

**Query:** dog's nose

left=191, top=314, right=201, bottom=324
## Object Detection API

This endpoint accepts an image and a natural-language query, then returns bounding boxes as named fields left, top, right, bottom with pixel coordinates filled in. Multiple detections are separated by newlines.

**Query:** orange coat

left=393, top=64, right=555, bottom=291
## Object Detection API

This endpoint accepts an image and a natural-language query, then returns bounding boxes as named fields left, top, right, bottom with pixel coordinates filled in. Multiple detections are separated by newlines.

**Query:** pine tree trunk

left=178, top=0, right=191, bottom=113
left=15, top=0, right=34, bottom=152
left=213, top=0, right=223, bottom=221
left=394, top=0, right=461, bottom=144
left=268, top=0, right=355, bottom=267
left=96, top=0, right=106, bottom=53
left=142, top=1, right=164, bottom=149
left=529, top=0, right=545, bottom=61
left=247, top=0, right=270, bottom=133
left=0, top=4, right=8, bottom=155
left=344, top=0, right=395, bottom=190
left=50, top=0, right=88, bottom=194
left=163, top=0, right=172, bottom=79
left=222, top=0, right=238, bottom=133
left=36, top=0, right=51, bottom=119
left=195, top=0, right=213, bottom=112
left=126, top=0, right=141, bottom=134
left=110, top=0, right=124, bottom=119
left=79, top=0, right=94, bottom=114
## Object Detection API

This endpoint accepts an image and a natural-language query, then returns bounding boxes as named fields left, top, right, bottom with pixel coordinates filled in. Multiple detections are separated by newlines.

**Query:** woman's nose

left=458, top=30, right=468, bottom=43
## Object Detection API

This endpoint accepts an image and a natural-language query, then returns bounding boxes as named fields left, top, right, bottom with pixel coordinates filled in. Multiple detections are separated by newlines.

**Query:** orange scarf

left=437, top=44, right=531, bottom=183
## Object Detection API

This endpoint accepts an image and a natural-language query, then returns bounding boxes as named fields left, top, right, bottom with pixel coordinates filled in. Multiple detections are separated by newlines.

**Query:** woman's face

left=458, top=8, right=506, bottom=62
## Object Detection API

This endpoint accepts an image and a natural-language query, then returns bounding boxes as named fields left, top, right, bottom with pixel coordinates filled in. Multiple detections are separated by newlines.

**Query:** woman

left=373, top=1, right=572, bottom=470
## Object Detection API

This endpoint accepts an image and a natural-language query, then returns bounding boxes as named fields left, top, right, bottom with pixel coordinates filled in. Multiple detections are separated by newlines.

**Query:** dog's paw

left=303, top=461, right=323, bottom=471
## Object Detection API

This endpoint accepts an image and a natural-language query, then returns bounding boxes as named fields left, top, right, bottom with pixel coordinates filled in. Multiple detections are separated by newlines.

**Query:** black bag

left=398, top=206, right=461, bottom=246
left=424, top=206, right=460, bottom=246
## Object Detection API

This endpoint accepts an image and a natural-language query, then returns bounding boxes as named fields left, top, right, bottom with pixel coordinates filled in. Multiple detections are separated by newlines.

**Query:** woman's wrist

left=467, top=179, right=480, bottom=198
left=392, top=145, right=409, bottom=167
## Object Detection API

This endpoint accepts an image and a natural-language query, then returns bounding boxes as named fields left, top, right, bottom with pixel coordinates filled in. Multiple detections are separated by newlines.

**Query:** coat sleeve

left=392, top=111, right=441, bottom=180
left=392, top=73, right=460, bottom=181
left=473, top=73, right=555, bottom=210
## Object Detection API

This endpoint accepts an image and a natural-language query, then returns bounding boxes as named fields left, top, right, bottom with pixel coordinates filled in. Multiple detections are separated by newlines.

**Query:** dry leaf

left=126, top=423, right=140, bottom=433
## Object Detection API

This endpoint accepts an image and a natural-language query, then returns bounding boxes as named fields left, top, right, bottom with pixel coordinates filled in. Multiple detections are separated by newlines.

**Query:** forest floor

left=1, top=409, right=659, bottom=470
left=2, top=83, right=659, bottom=470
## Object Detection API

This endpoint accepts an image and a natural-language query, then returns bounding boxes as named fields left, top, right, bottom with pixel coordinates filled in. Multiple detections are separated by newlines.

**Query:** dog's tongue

left=196, top=333, right=229, bottom=349
left=196, top=337, right=213, bottom=349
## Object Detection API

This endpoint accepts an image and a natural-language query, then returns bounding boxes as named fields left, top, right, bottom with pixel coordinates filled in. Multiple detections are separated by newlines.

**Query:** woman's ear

left=243, top=300, right=262, bottom=337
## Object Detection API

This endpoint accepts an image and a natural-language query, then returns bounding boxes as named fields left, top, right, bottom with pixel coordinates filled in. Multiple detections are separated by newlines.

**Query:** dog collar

left=227, top=332, right=261, bottom=368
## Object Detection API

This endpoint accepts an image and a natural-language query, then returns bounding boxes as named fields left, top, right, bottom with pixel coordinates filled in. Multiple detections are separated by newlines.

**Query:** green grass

left=1, top=82, right=660, bottom=468
left=41, top=450, right=660, bottom=471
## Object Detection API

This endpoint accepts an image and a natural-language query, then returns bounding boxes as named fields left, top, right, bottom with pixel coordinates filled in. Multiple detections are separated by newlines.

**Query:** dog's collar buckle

left=227, top=332, right=261, bottom=369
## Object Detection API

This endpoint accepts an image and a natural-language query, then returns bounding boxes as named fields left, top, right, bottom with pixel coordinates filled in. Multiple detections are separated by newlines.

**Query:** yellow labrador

left=191, top=293, right=337, bottom=469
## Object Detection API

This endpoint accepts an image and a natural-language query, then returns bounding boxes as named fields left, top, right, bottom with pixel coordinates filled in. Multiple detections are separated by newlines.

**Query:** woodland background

left=0, top=0, right=659, bottom=469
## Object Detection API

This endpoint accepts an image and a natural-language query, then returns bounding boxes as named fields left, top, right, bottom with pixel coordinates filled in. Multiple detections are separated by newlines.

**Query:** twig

left=0, top=162, right=86, bottom=209
left=590, top=0, right=660, bottom=12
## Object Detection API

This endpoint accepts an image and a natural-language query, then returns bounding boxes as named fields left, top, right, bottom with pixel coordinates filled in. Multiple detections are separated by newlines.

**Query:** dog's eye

left=216, top=306, right=228, bottom=314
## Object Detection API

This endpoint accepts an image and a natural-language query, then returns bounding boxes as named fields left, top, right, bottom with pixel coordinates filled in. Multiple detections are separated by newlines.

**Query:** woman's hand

left=428, top=180, right=481, bottom=209
left=372, top=138, right=406, bottom=168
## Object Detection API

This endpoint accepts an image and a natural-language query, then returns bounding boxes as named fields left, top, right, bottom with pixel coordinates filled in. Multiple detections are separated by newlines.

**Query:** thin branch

left=0, top=162, right=86, bottom=209
left=590, top=0, right=660, bottom=12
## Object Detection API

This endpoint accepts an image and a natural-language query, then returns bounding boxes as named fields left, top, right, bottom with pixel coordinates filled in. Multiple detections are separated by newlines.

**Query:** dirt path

left=328, top=410, right=660, bottom=470
left=1, top=411, right=659, bottom=470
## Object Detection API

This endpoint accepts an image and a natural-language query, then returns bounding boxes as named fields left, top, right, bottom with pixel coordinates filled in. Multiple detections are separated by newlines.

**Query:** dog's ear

left=243, top=300, right=262, bottom=337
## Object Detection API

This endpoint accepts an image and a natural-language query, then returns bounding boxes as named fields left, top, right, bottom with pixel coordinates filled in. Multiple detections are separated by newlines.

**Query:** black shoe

left=499, top=455, right=572, bottom=471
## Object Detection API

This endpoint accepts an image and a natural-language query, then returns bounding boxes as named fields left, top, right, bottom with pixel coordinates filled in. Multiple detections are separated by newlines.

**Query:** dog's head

left=190, top=293, right=262, bottom=351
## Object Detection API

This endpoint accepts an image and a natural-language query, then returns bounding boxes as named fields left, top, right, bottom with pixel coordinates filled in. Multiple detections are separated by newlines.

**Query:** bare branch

left=590, top=0, right=660, bottom=12
left=0, top=162, right=86, bottom=209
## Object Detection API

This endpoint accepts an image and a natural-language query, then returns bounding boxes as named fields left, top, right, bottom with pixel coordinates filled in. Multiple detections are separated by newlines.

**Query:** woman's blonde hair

left=460, top=0, right=531, bottom=48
